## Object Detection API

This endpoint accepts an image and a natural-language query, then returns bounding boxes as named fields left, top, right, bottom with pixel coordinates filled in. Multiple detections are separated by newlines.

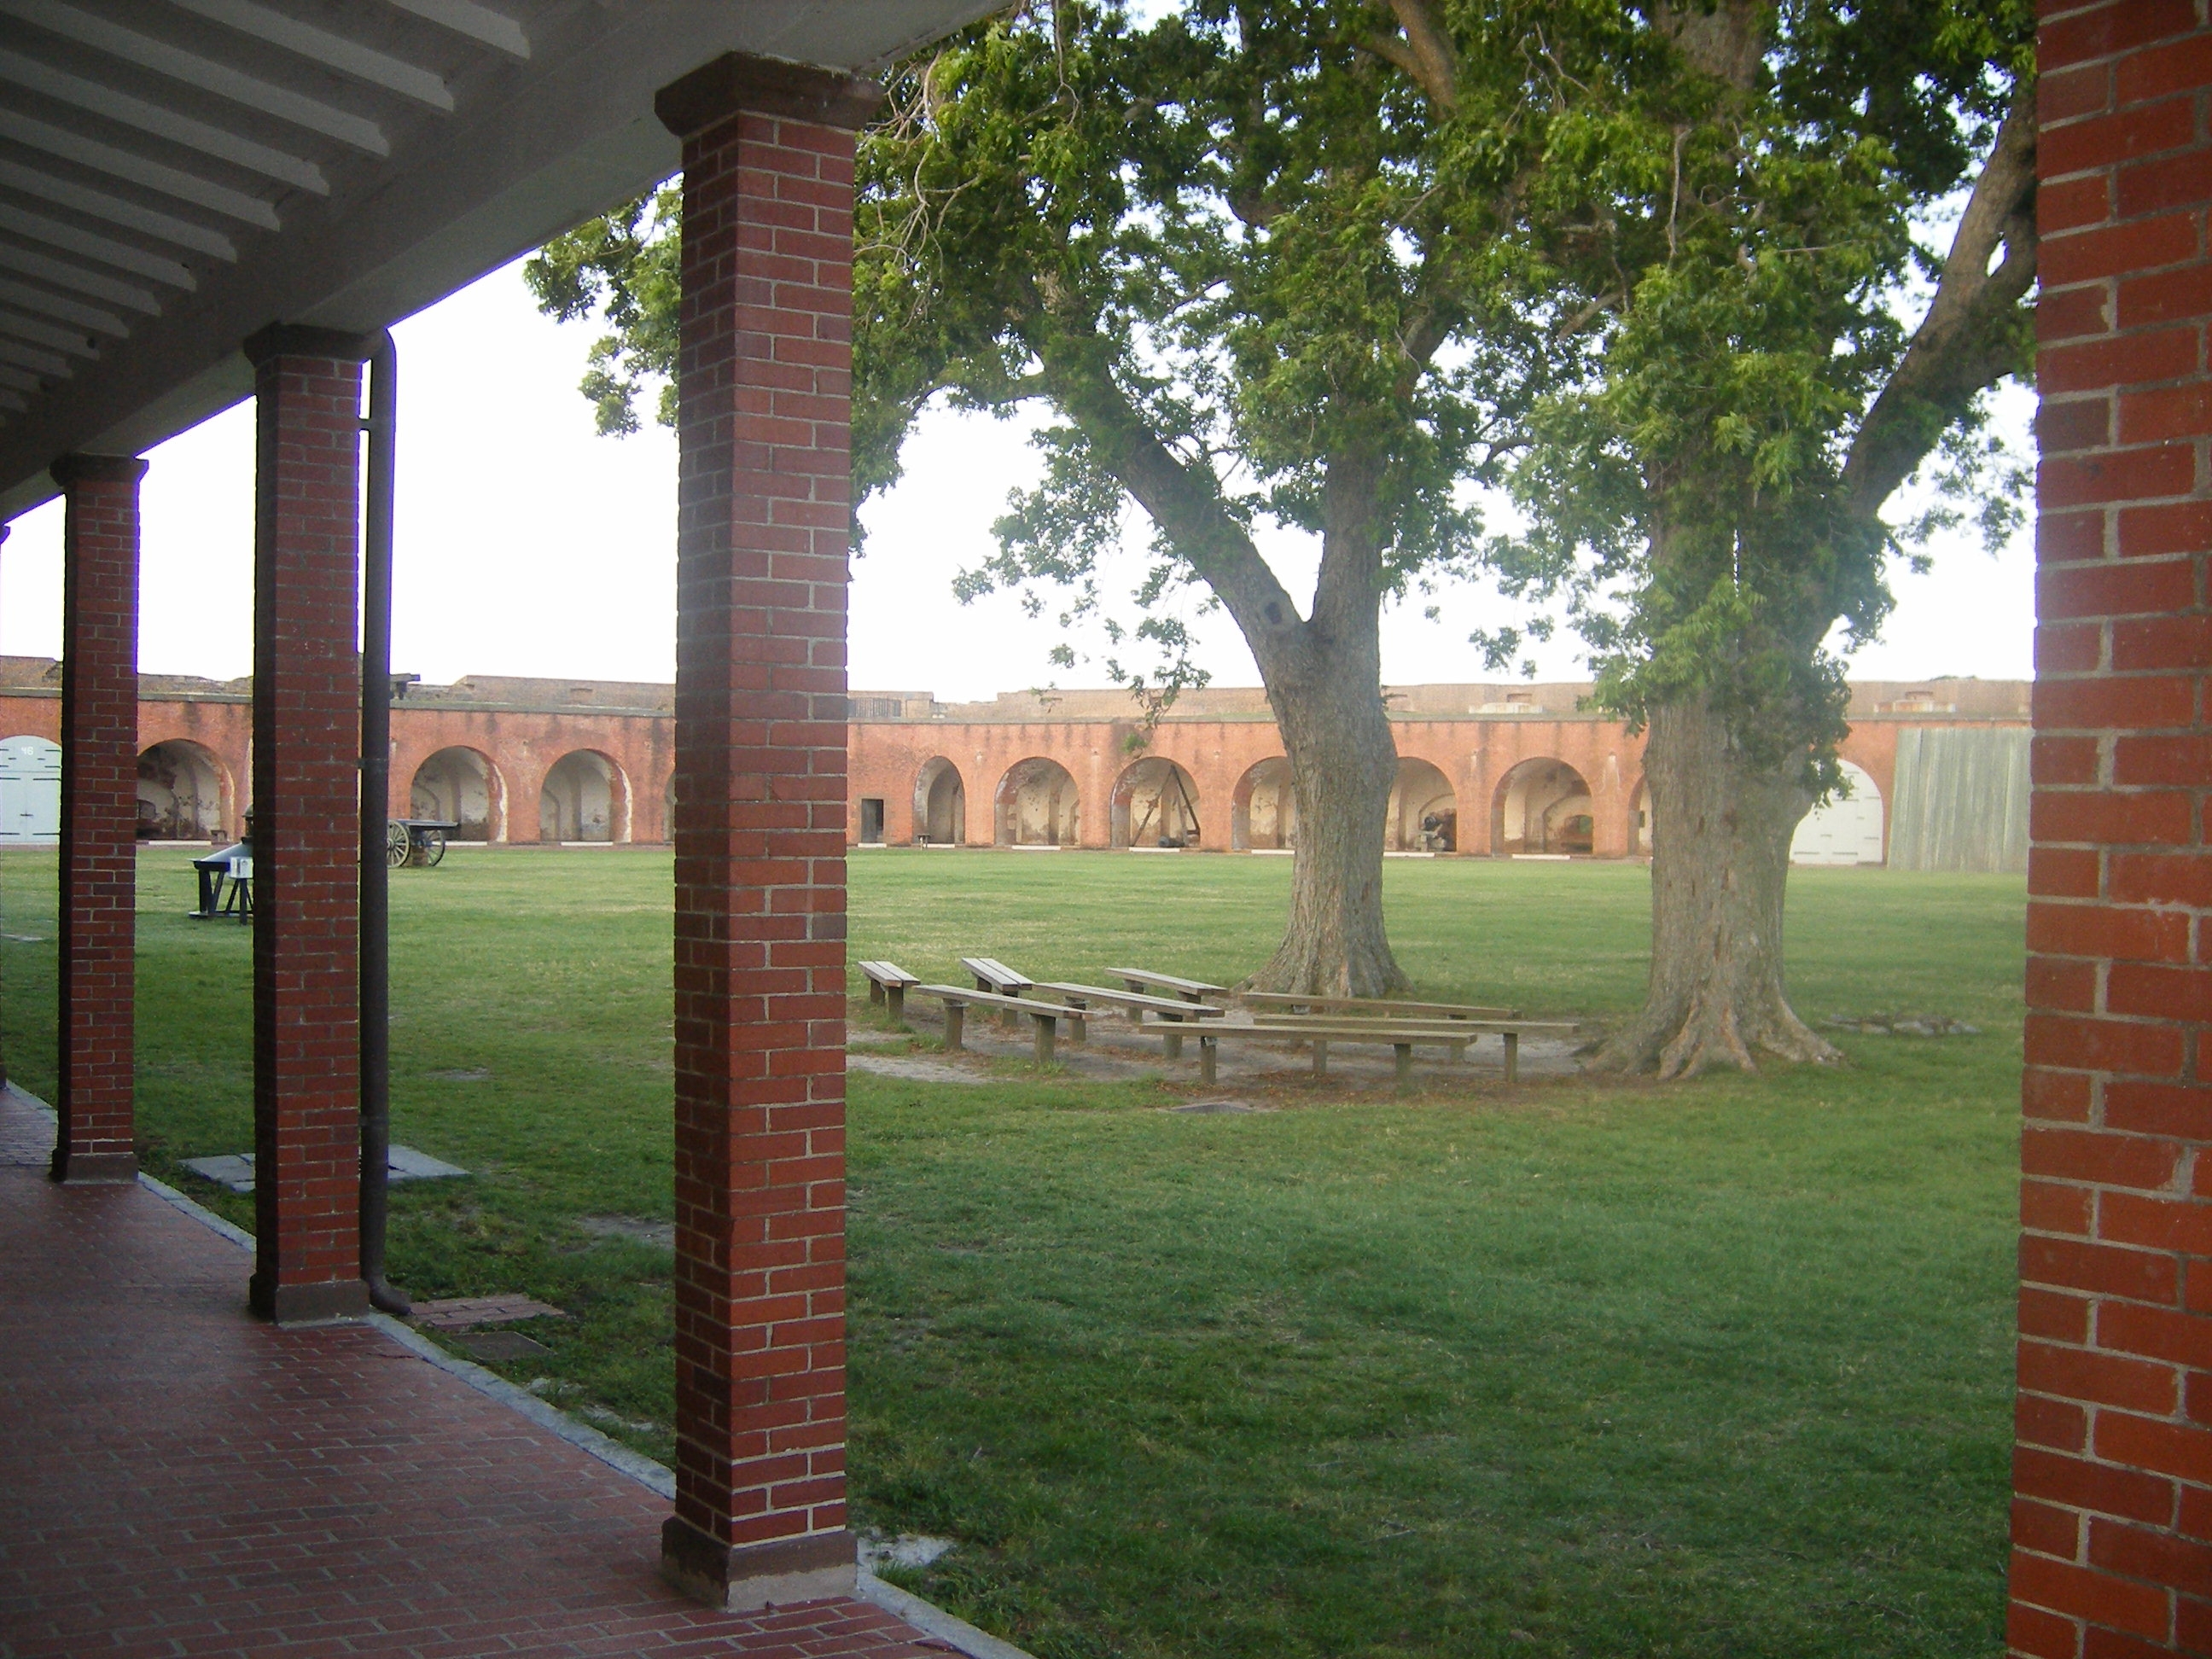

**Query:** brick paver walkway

left=0, top=1093, right=951, bottom=1658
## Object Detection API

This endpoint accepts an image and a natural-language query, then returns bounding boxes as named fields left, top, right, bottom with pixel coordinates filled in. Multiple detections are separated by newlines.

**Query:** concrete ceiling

left=0, top=0, right=992, bottom=520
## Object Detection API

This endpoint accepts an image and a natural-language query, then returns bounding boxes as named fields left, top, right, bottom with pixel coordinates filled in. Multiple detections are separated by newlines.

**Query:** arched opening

left=1110, top=755, right=1201, bottom=848
left=995, top=757, right=1079, bottom=847
left=136, top=740, right=227, bottom=840
left=1493, top=758, right=1594, bottom=855
left=1790, top=760, right=1884, bottom=865
left=0, top=735, right=62, bottom=843
left=409, top=746, right=504, bottom=842
left=1629, top=777, right=1652, bottom=856
left=1386, top=757, right=1458, bottom=852
left=539, top=750, right=628, bottom=843
left=913, top=756, right=967, bottom=845
left=1231, top=756, right=1295, bottom=851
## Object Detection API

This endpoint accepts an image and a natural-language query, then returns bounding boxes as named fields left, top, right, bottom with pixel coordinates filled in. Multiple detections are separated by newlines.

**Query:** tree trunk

left=1246, top=626, right=1409, bottom=998
left=1593, top=697, right=1841, bottom=1077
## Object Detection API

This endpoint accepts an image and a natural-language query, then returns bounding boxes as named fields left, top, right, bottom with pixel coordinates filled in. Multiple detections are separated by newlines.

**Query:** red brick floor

left=0, top=1095, right=951, bottom=1659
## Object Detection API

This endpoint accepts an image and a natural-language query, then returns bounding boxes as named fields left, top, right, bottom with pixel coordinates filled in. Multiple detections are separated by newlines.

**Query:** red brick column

left=242, top=327, right=370, bottom=1326
left=2014, top=7, right=2212, bottom=1655
left=654, top=54, right=876, bottom=1610
left=49, top=453, right=145, bottom=1185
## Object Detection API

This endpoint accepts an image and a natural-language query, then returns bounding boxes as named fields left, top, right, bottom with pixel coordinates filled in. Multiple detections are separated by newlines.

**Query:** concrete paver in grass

left=181, top=1143, right=468, bottom=1192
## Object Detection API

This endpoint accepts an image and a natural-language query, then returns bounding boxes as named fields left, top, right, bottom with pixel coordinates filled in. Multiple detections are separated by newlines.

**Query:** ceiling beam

left=0, top=49, right=330, bottom=192
left=386, top=0, right=529, bottom=59
left=0, top=158, right=238, bottom=259
left=0, top=307, right=100, bottom=357
left=166, top=0, right=457, bottom=109
left=0, top=276, right=127, bottom=335
left=0, top=205, right=197, bottom=287
left=0, top=243, right=162, bottom=312
left=0, top=0, right=391, bottom=154
left=0, top=108, right=280, bottom=226
left=0, top=335, right=70, bottom=377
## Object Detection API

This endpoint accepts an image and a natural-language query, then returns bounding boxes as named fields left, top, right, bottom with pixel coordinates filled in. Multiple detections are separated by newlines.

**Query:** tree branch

left=1358, top=0, right=1458, bottom=112
left=1034, top=331, right=1308, bottom=667
left=1843, top=86, right=2038, bottom=514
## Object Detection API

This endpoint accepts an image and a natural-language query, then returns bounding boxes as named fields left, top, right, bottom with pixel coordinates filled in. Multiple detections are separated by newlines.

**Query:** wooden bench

left=1242, top=992, right=1522, bottom=1021
left=958, top=956, right=1033, bottom=1027
left=915, top=985, right=1073, bottom=1063
left=1105, top=966, right=1229, bottom=1004
left=857, top=960, right=920, bottom=1023
left=1031, top=981, right=1227, bottom=1057
left=1151, top=1016, right=1577, bottom=1088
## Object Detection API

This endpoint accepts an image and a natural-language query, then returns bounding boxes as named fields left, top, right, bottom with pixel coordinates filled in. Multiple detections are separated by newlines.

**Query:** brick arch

left=1231, top=755, right=1294, bottom=851
left=137, top=738, right=234, bottom=841
left=536, top=748, right=632, bottom=844
left=407, top=745, right=508, bottom=843
left=1109, top=754, right=1201, bottom=848
left=1387, top=755, right=1458, bottom=852
left=994, top=755, right=1079, bottom=847
left=912, top=755, right=967, bottom=846
left=1491, top=756, right=1594, bottom=857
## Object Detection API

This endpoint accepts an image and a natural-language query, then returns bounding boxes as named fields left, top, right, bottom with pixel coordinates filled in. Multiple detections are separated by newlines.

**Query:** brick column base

left=659, top=1522, right=857, bottom=1613
left=49, top=452, right=146, bottom=1185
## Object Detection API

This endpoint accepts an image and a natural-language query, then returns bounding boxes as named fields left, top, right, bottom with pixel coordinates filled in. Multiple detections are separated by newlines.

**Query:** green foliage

left=1479, top=0, right=2035, bottom=777
left=524, top=188, right=681, bottom=435
left=531, top=0, right=1634, bottom=698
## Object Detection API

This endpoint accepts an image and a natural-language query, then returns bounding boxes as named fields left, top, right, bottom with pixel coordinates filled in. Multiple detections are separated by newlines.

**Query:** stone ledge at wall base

left=660, top=1519, right=858, bottom=1612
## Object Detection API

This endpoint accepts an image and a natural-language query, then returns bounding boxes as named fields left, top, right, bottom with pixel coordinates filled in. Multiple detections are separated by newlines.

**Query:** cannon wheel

left=385, top=820, right=410, bottom=868
left=419, top=827, right=448, bottom=868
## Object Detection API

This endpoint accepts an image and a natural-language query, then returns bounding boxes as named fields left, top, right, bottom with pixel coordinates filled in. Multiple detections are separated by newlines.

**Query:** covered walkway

left=0, top=1087, right=962, bottom=1659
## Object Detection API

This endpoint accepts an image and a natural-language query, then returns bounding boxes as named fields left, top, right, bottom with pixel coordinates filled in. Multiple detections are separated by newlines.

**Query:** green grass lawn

left=0, top=846, right=2025, bottom=1659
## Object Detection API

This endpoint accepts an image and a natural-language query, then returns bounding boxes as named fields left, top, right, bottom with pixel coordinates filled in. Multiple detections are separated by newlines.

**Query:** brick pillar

left=654, top=54, right=876, bottom=1610
left=48, top=453, right=145, bottom=1185
left=2012, top=6, right=2212, bottom=1656
left=242, top=326, right=370, bottom=1326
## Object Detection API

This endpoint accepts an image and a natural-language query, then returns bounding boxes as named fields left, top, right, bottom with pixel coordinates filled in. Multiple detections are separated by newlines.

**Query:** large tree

left=1482, top=0, right=2036, bottom=1075
left=530, top=0, right=1618, bottom=996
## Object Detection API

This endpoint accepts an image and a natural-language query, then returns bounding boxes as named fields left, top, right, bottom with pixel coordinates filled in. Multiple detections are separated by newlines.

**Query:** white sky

left=0, top=258, right=2036, bottom=698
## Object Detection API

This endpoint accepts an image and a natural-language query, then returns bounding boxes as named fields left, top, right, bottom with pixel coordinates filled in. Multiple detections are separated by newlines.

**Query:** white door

left=0, top=736, right=61, bottom=842
left=1791, top=760, right=1884, bottom=865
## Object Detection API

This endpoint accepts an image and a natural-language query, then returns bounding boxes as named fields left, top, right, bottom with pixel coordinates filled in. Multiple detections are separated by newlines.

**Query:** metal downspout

left=359, top=331, right=407, bottom=1316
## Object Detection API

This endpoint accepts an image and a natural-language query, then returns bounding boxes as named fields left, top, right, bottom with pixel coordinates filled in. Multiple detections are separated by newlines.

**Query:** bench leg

left=1163, top=1026, right=1185, bottom=1062
left=1394, top=1044, right=1414, bottom=1095
left=869, top=980, right=884, bottom=1005
left=945, top=1004, right=965, bottom=1052
left=1504, top=1031, right=1518, bottom=1084
left=1449, top=1039, right=1468, bottom=1064
left=1200, top=1036, right=1217, bottom=1087
left=1067, top=1006, right=1087, bottom=1045
left=1312, top=1040, right=1328, bottom=1080
left=1033, top=1014, right=1056, bottom=1065
left=887, top=986, right=906, bottom=1026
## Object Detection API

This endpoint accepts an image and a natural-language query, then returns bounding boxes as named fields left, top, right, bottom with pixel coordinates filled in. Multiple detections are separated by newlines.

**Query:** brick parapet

left=2014, top=4, right=2212, bottom=1655
left=0, top=687, right=2012, bottom=858
left=50, top=456, right=144, bottom=1184
left=247, top=348, right=370, bottom=1327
